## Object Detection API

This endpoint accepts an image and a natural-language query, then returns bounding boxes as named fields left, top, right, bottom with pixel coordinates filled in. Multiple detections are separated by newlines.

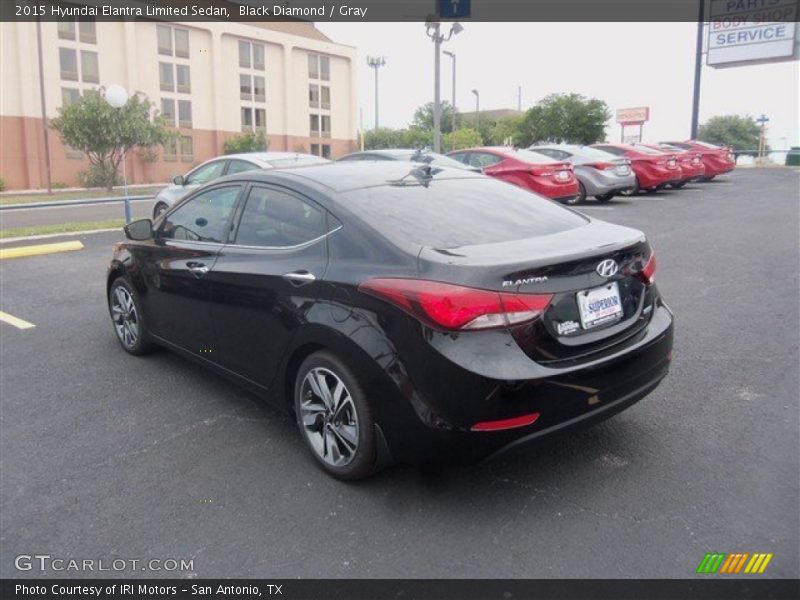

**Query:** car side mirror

left=124, top=219, right=154, bottom=241
left=173, top=174, right=185, bottom=186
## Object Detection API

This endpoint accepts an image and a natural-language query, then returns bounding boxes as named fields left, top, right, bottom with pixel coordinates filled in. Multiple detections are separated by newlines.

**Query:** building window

left=321, top=86, right=330, bottom=110
left=160, top=98, right=176, bottom=126
left=59, top=48, right=78, bottom=81
left=61, top=88, right=81, bottom=107
left=253, top=43, right=265, bottom=70
left=180, top=136, right=193, bottom=162
left=79, top=21, right=96, bottom=44
left=253, top=76, right=265, bottom=102
left=176, top=64, right=191, bottom=93
left=308, top=54, right=319, bottom=79
left=322, top=144, right=331, bottom=159
left=255, top=108, right=266, bottom=131
left=58, top=21, right=76, bottom=40
left=310, top=143, right=320, bottom=156
left=157, top=25, right=172, bottom=55
left=174, top=28, right=189, bottom=58
left=321, top=115, right=331, bottom=138
left=159, top=62, right=174, bottom=92
left=178, top=100, right=192, bottom=128
left=309, top=114, right=320, bottom=137
left=80, top=51, right=99, bottom=83
left=238, top=40, right=251, bottom=68
left=320, top=56, right=330, bottom=81
left=240, top=74, right=252, bottom=101
left=241, top=107, right=253, bottom=132
left=164, top=138, right=177, bottom=162
left=308, top=84, right=319, bottom=108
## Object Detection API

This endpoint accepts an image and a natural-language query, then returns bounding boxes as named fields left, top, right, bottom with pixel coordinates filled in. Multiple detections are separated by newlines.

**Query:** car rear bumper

left=372, top=302, right=674, bottom=464
left=576, top=169, right=637, bottom=196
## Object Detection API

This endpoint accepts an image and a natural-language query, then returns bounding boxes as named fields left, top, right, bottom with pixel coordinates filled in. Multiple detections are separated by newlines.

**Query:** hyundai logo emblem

left=596, top=259, right=619, bottom=278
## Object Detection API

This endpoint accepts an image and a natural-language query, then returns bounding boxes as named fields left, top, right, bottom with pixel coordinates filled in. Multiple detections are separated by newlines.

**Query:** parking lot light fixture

left=426, top=21, right=463, bottom=153
left=104, top=84, right=132, bottom=224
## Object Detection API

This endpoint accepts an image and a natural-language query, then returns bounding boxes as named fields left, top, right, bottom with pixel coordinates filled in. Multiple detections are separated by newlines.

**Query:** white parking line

left=0, top=310, right=36, bottom=329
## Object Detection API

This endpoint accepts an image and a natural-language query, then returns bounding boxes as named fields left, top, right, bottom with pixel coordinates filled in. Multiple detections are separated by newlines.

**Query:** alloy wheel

left=299, top=367, right=359, bottom=467
left=111, top=285, right=139, bottom=349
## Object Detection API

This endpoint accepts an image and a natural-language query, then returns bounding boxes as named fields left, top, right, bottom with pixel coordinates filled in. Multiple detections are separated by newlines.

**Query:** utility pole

left=472, top=89, right=480, bottom=131
left=426, top=20, right=463, bottom=153
left=36, top=19, right=52, bottom=194
left=443, top=50, right=456, bottom=151
left=690, top=1, right=705, bottom=139
left=366, top=56, right=385, bottom=130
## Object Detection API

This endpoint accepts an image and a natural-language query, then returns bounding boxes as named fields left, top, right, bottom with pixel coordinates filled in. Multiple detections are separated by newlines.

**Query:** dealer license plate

left=577, top=282, right=623, bottom=329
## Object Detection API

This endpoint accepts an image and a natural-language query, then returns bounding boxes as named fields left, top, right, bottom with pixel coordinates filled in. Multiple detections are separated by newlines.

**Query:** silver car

left=152, top=152, right=330, bottom=217
left=530, top=144, right=636, bottom=202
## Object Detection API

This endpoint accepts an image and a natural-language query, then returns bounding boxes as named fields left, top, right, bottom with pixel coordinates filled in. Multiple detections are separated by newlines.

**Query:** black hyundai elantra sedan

left=107, top=162, right=673, bottom=479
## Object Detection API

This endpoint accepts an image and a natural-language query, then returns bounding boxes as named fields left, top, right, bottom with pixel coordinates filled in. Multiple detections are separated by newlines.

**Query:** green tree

left=364, top=127, right=408, bottom=149
left=51, top=89, right=173, bottom=190
left=518, top=93, right=611, bottom=146
left=698, top=115, right=763, bottom=154
left=443, top=128, right=483, bottom=150
left=488, top=115, right=524, bottom=146
left=411, top=101, right=458, bottom=133
left=224, top=130, right=268, bottom=154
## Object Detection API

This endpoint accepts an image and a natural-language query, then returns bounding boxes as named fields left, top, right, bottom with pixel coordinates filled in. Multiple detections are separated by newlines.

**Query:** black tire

left=294, top=351, right=377, bottom=480
left=108, top=277, right=155, bottom=355
left=153, top=202, right=169, bottom=219
left=670, top=181, right=687, bottom=189
left=645, top=187, right=659, bottom=194
left=702, top=175, right=716, bottom=182
left=595, top=193, right=614, bottom=202
left=576, top=181, right=587, bottom=204
left=619, top=177, right=639, bottom=196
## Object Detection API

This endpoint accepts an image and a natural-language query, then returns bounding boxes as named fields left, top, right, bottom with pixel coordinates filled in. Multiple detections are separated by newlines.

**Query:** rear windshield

left=268, top=156, right=330, bottom=168
left=340, top=177, right=587, bottom=249
left=695, top=141, right=722, bottom=149
left=574, top=146, right=621, bottom=160
left=394, top=152, right=474, bottom=170
left=510, top=149, right=560, bottom=164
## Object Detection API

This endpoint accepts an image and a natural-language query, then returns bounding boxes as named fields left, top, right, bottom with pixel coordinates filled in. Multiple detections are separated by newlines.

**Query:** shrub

left=78, top=163, right=121, bottom=189
left=0, top=176, right=5, bottom=192
left=224, top=130, right=268, bottom=154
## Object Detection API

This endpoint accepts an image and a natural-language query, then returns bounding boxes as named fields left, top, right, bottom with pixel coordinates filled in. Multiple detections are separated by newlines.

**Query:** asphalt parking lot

left=1, top=167, right=798, bottom=579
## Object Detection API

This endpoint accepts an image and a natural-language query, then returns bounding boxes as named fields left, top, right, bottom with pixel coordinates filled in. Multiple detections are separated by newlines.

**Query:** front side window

left=234, top=186, right=325, bottom=248
left=469, top=152, right=503, bottom=168
left=161, top=186, right=241, bottom=243
left=185, top=160, right=225, bottom=185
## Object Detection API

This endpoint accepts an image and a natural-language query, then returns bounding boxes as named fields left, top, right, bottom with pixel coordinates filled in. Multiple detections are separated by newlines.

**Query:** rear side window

left=342, top=178, right=587, bottom=249
left=226, top=159, right=260, bottom=175
left=234, top=186, right=326, bottom=247
left=161, top=186, right=241, bottom=243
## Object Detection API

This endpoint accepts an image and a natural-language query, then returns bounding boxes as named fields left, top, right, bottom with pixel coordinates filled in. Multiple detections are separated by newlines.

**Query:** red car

left=447, top=147, right=579, bottom=204
left=639, top=143, right=705, bottom=188
left=591, top=143, right=682, bottom=194
left=659, top=140, right=735, bottom=180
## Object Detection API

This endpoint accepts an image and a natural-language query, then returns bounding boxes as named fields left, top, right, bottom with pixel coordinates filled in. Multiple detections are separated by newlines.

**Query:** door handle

left=282, top=270, right=316, bottom=286
left=187, top=262, right=209, bottom=277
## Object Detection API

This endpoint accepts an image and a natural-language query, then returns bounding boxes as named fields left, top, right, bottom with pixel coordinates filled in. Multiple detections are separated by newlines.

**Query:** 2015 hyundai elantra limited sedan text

left=107, top=162, right=674, bottom=480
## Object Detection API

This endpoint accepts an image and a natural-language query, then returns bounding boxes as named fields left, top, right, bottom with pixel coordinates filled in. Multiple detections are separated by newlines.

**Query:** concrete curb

left=0, top=195, right=155, bottom=210
left=0, top=228, right=122, bottom=244
left=0, top=240, right=85, bottom=259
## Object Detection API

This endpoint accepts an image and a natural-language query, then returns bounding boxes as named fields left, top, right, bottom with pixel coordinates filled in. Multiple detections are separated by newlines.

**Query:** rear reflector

left=358, top=278, right=553, bottom=331
left=471, top=412, right=540, bottom=432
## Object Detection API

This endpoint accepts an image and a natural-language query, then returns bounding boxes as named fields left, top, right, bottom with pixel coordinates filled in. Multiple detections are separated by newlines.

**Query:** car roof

left=215, top=160, right=483, bottom=193
left=195, top=152, right=324, bottom=168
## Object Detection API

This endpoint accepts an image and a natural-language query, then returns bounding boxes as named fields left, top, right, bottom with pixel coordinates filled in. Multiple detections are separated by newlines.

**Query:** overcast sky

left=317, top=22, right=799, bottom=149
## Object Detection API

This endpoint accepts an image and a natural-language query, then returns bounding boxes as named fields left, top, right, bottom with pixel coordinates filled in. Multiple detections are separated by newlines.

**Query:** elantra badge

left=596, top=259, right=618, bottom=278
left=502, top=276, right=548, bottom=287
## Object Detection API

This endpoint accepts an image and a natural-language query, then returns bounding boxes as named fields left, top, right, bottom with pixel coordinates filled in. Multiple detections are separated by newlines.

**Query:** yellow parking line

left=0, top=310, right=35, bottom=329
left=0, top=240, right=84, bottom=260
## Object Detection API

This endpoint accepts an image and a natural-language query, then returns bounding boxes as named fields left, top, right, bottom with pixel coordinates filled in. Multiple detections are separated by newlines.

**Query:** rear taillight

left=358, top=278, right=553, bottom=331
left=637, top=252, right=657, bottom=285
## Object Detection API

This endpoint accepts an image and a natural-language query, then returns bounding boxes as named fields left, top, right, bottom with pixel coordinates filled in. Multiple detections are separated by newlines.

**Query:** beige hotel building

left=0, top=15, right=357, bottom=190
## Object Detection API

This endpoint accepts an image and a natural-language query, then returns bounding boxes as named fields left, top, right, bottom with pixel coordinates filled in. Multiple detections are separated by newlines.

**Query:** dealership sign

left=616, top=107, right=650, bottom=125
left=707, top=0, right=800, bottom=68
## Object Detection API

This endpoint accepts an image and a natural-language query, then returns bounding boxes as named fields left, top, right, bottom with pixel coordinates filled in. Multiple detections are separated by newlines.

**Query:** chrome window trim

left=226, top=224, right=342, bottom=252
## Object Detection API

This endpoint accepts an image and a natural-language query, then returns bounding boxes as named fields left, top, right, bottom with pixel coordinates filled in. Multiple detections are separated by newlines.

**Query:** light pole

left=366, top=56, right=385, bottom=130
left=105, top=84, right=132, bottom=223
left=426, top=20, right=463, bottom=153
left=443, top=50, right=456, bottom=151
left=471, top=89, right=480, bottom=131
left=690, top=1, right=705, bottom=139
